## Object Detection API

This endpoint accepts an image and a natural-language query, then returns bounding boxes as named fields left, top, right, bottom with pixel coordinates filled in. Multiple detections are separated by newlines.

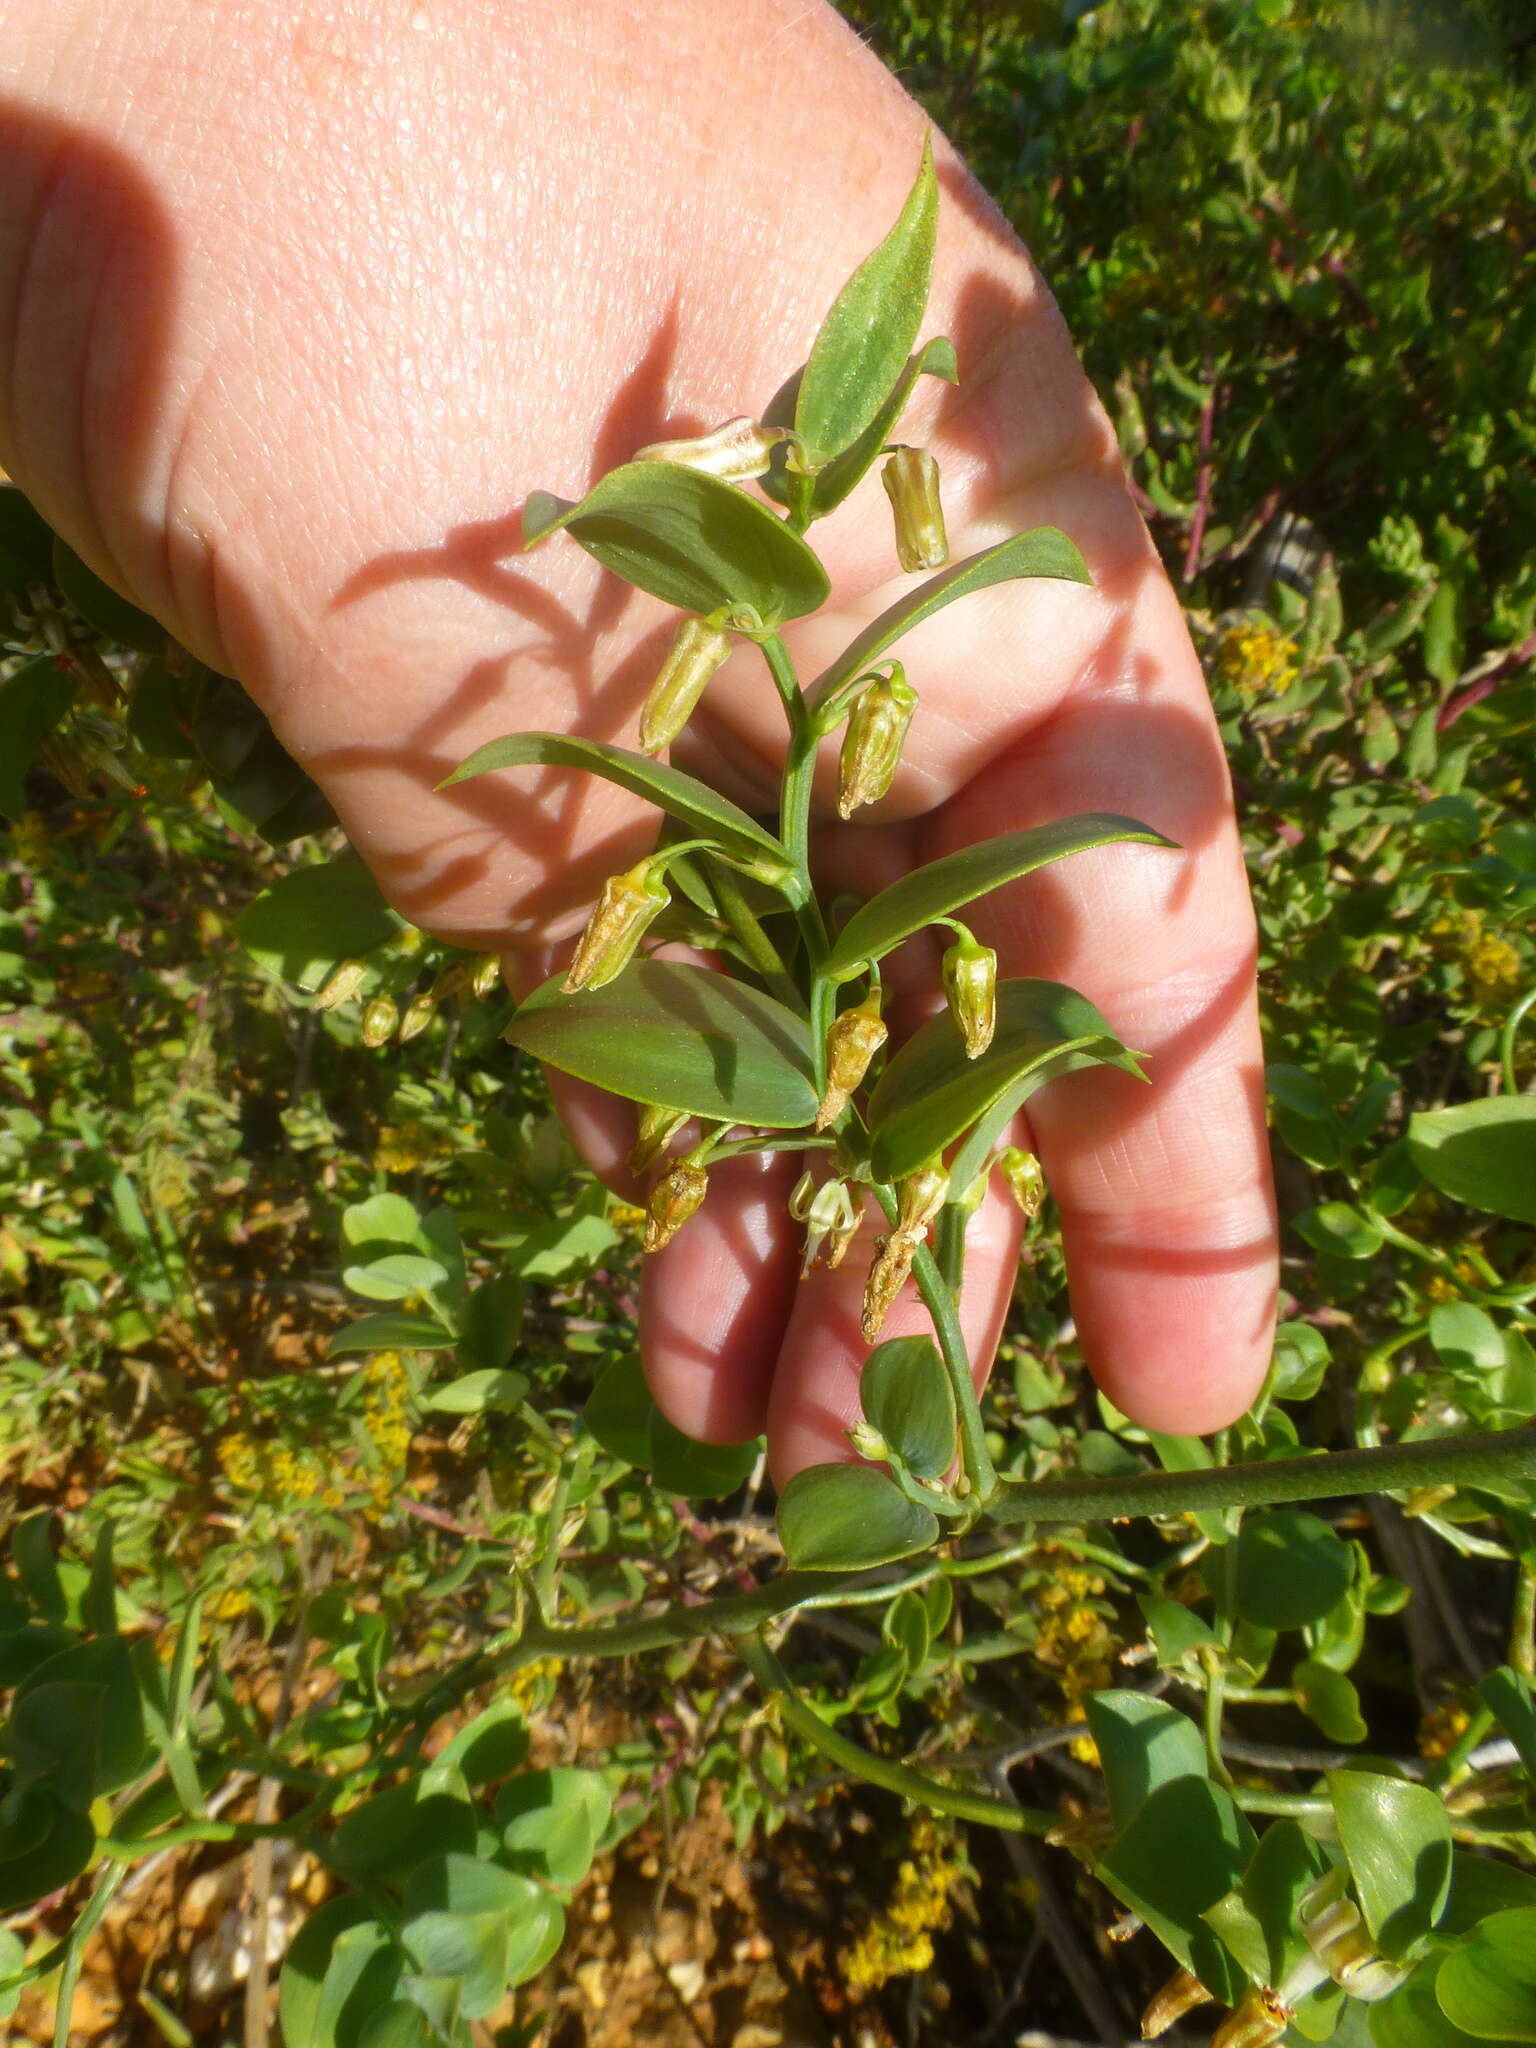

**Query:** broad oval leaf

left=238, top=856, right=402, bottom=991
left=807, top=529, right=1093, bottom=724
left=1085, top=1692, right=1209, bottom=1833
left=1203, top=1817, right=1331, bottom=1990
left=860, top=1336, right=956, bottom=1479
left=824, top=814, right=1173, bottom=982
left=332, top=1771, right=479, bottom=1888
left=522, top=462, right=828, bottom=623
left=794, top=137, right=938, bottom=468
left=439, top=731, right=797, bottom=887
left=343, top=1254, right=450, bottom=1303
left=279, top=1899, right=386, bottom=2048
left=1370, top=1959, right=1487, bottom=2048
left=424, top=1368, right=529, bottom=1415
left=1094, top=1776, right=1253, bottom=2003
left=0, top=654, right=78, bottom=818
left=506, top=960, right=817, bottom=1128
left=867, top=978, right=1142, bottom=1182
left=1409, top=1097, right=1536, bottom=1226
left=1437, top=1909, right=1536, bottom=2043
left=0, top=1785, right=95, bottom=1911
left=1329, top=1770, right=1453, bottom=1960
left=327, top=1313, right=456, bottom=1358
left=776, top=1461, right=938, bottom=1570
left=496, top=1767, right=614, bottom=1889
left=1233, top=1510, right=1354, bottom=1631
left=583, top=1354, right=760, bottom=1498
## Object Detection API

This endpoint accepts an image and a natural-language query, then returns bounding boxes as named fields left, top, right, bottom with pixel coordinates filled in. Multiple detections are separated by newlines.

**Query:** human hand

left=1, top=0, right=1277, bottom=1472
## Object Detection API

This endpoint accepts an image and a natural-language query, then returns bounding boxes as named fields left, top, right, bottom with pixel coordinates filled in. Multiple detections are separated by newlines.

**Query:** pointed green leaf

left=824, top=815, right=1173, bottom=982
left=439, top=731, right=795, bottom=884
left=424, top=1369, right=529, bottom=1415
left=506, top=960, right=817, bottom=1128
left=1476, top=1666, right=1536, bottom=1777
left=1293, top=1659, right=1368, bottom=1744
left=807, top=529, right=1093, bottom=724
left=1233, top=1510, right=1355, bottom=1631
left=1085, top=1692, right=1209, bottom=1833
left=52, top=537, right=164, bottom=651
left=1203, top=1819, right=1331, bottom=1987
left=0, top=654, right=78, bottom=818
left=795, top=138, right=938, bottom=468
left=496, top=1768, right=613, bottom=1889
left=327, top=1313, right=457, bottom=1358
left=1094, top=1776, right=1253, bottom=2001
left=0, top=1787, right=95, bottom=1911
left=1409, top=1097, right=1536, bottom=1226
left=860, top=1336, right=956, bottom=1480
left=238, top=856, right=402, bottom=991
left=84, top=1523, right=117, bottom=1638
left=333, top=1770, right=479, bottom=1888
left=799, top=335, right=958, bottom=516
left=583, top=1355, right=760, bottom=1498
left=1329, top=1770, right=1453, bottom=1959
left=867, top=978, right=1143, bottom=1181
left=12, top=1513, right=66, bottom=1626
left=522, top=462, right=828, bottom=623
left=776, top=1462, right=939, bottom=1570
left=1437, top=1910, right=1536, bottom=2043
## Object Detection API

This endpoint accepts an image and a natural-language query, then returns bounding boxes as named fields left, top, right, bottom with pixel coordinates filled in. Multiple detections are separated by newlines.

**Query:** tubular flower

left=998, top=1146, right=1046, bottom=1219
left=314, top=959, right=369, bottom=1013
left=633, top=415, right=784, bottom=481
left=563, top=859, right=670, bottom=992
left=644, top=1159, right=708, bottom=1253
left=816, top=989, right=887, bottom=1130
left=639, top=617, right=732, bottom=754
left=1142, top=1966, right=1214, bottom=2039
left=894, top=1167, right=949, bottom=1239
left=789, top=1171, right=862, bottom=1276
left=397, top=991, right=436, bottom=1043
left=881, top=445, right=948, bottom=573
left=629, top=1103, right=689, bottom=1177
left=361, top=994, right=398, bottom=1047
left=1210, top=1986, right=1291, bottom=2048
left=942, top=933, right=997, bottom=1058
left=837, top=666, right=918, bottom=818
left=861, top=1231, right=918, bottom=1342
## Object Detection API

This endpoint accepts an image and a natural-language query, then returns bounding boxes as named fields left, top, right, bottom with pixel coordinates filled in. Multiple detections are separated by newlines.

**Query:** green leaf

left=52, top=537, right=164, bottom=651
left=0, top=1926, right=24, bottom=2022
left=776, top=1462, right=939, bottom=1570
left=0, top=654, right=78, bottom=818
left=1233, top=1510, right=1355, bottom=1631
left=1329, top=1770, right=1454, bottom=1960
left=1084, top=1691, right=1208, bottom=1832
left=823, top=814, right=1172, bottom=982
left=333, top=1771, right=479, bottom=1890
left=1442, top=1851, right=1536, bottom=1936
left=496, top=1768, right=614, bottom=1889
left=1294, top=1659, right=1368, bottom=1744
left=1137, top=1591, right=1219, bottom=1671
left=280, top=1901, right=399, bottom=2048
left=238, top=857, right=402, bottom=991
left=794, top=137, right=938, bottom=468
left=83, top=1522, right=117, bottom=1638
left=808, top=529, right=1093, bottom=725
left=1293, top=1202, right=1386, bottom=1260
left=1409, top=1098, right=1536, bottom=1226
left=867, top=978, right=1143, bottom=1181
left=582, top=1353, right=654, bottom=1468
left=13, top=1511, right=67, bottom=1625
left=0, top=1786, right=95, bottom=1911
left=0, top=484, right=56, bottom=595
left=1476, top=1666, right=1536, bottom=1777
left=343, top=1254, right=449, bottom=1303
left=457, top=1275, right=525, bottom=1372
left=1204, top=1818, right=1331, bottom=1988
left=583, top=1355, right=760, bottom=1498
left=190, top=669, right=336, bottom=844
left=860, top=1336, right=956, bottom=1480
left=342, top=1194, right=423, bottom=1248
left=1267, top=1321, right=1332, bottom=1403
left=424, top=1369, right=530, bottom=1415
left=439, top=732, right=796, bottom=885
left=327, top=1313, right=456, bottom=1358
left=436, top=1702, right=529, bottom=1788
left=403, top=1855, right=564, bottom=2014
left=506, top=960, right=817, bottom=1128
left=1370, top=1958, right=1487, bottom=2048
left=806, top=335, right=959, bottom=515
left=1437, top=1909, right=1536, bottom=2042
left=356, top=2004, right=433, bottom=2048
left=15, top=1637, right=148, bottom=1800
left=1094, top=1777, right=1253, bottom=2001
left=523, top=462, right=828, bottom=623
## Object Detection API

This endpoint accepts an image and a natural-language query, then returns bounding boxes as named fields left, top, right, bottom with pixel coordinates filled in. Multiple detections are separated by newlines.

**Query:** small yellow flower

left=838, top=1815, right=965, bottom=1998
left=1418, top=1701, right=1471, bottom=1760
left=1213, top=619, right=1299, bottom=699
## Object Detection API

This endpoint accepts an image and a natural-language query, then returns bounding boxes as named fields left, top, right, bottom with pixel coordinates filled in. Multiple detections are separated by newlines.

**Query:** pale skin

left=1, top=0, right=1278, bottom=1476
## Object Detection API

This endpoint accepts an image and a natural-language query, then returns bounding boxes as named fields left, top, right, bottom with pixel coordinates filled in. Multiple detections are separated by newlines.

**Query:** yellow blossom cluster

left=839, top=1815, right=966, bottom=1998
left=373, top=1121, right=453, bottom=1174
left=11, top=811, right=48, bottom=867
left=359, top=1350, right=413, bottom=1514
left=216, top=1430, right=346, bottom=1511
left=1031, top=1560, right=1118, bottom=1742
left=506, top=1655, right=564, bottom=1714
left=1213, top=619, right=1300, bottom=699
left=1427, top=907, right=1525, bottom=1009
left=1418, top=1701, right=1471, bottom=1760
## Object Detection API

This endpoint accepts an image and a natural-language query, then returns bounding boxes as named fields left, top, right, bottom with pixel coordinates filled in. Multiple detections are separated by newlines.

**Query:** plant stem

left=737, top=1632, right=1054, bottom=1832
left=902, top=1220, right=998, bottom=1506
left=985, top=1424, right=1536, bottom=1527
left=1501, top=986, right=1536, bottom=1097
left=707, top=860, right=801, bottom=1008
left=759, top=632, right=827, bottom=966
left=934, top=1202, right=966, bottom=1293
left=1511, top=1555, right=1536, bottom=1680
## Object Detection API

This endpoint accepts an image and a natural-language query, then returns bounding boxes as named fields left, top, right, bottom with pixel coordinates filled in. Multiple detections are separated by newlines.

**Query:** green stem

left=1511, top=1555, right=1536, bottom=1680
left=1200, top=1646, right=1236, bottom=1789
left=985, top=1425, right=1536, bottom=1527
left=707, top=860, right=801, bottom=1008
left=896, top=1212, right=998, bottom=1506
left=1501, top=986, right=1536, bottom=1097
left=49, top=1860, right=126, bottom=2048
left=533, top=1456, right=574, bottom=1618
left=760, top=632, right=827, bottom=965
left=737, top=1632, right=1054, bottom=1832
left=933, top=1203, right=966, bottom=1294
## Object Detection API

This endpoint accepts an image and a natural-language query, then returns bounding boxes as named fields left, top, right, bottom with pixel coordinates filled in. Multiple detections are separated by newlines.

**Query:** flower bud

left=861, top=1230, right=918, bottom=1343
left=629, top=1103, right=689, bottom=1177
left=634, top=416, right=783, bottom=482
left=837, top=668, right=918, bottom=818
left=361, top=994, right=398, bottom=1047
left=895, top=1167, right=949, bottom=1240
left=847, top=1419, right=888, bottom=1462
left=563, top=860, right=671, bottom=993
left=881, top=446, right=948, bottom=573
left=1141, top=1966, right=1214, bottom=2040
left=1210, top=1986, right=1290, bottom=2048
left=1299, top=1877, right=1410, bottom=2002
left=942, top=934, right=997, bottom=1058
left=397, top=991, right=437, bottom=1043
left=998, top=1147, right=1046, bottom=1219
left=638, top=617, right=732, bottom=755
left=471, top=952, right=503, bottom=1000
left=429, top=959, right=474, bottom=1006
left=314, top=959, right=369, bottom=1013
left=644, top=1159, right=709, bottom=1253
left=816, top=990, right=887, bottom=1131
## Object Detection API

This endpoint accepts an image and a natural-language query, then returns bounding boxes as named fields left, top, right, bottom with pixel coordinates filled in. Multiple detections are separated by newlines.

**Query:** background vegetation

left=1, top=1, right=1532, bottom=2043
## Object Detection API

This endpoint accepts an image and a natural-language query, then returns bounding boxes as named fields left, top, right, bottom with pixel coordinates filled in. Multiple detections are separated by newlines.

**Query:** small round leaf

left=776, top=1462, right=938, bottom=1571
left=860, top=1336, right=956, bottom=1479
